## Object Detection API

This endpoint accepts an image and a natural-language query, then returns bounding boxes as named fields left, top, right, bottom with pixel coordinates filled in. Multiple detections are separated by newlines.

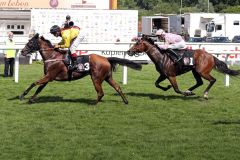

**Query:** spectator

left=4, top=31, right=16, bottom=77
left=62, top=15, right=74, bottom=29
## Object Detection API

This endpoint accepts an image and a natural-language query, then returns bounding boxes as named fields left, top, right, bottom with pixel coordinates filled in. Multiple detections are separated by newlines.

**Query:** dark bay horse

left=127, top=36, right=240, bottom=99
left=20, top=33, right=142, bottom=104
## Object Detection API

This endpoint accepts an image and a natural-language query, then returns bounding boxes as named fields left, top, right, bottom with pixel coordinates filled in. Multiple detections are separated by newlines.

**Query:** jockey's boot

left=166, top=48, right=181, bottom=63
left=68, top=59, right=77, bottom=71
left=67, top=53, right=77, bottom=81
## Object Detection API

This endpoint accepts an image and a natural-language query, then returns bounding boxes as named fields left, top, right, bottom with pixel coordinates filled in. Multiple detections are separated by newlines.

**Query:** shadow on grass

left=213, top=120, right=240, bottom=125
left=9, top=95, right=124, bottom=105
left=9, top=95, right=96, bottom=105
left=126, top=92, right=201, bottom=100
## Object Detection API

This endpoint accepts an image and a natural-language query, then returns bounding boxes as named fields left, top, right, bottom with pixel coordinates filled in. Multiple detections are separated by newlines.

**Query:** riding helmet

left=50, top=25, right=60, bottom=34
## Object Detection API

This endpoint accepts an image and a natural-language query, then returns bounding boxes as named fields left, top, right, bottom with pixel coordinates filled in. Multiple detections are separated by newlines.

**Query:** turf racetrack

left=0, top=62, right=240, bottom=160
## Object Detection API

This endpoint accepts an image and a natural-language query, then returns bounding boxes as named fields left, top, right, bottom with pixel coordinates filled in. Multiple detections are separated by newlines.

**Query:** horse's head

left=127, top=34, right=155, bottom=56
left=21, top=33, right=40, bottom=56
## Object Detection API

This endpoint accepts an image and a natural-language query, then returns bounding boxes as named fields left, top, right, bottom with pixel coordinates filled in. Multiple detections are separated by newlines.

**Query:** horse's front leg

left=20, top=74, right=53, bottom=102
left=29, top=83, right=48, bottom=103
left=155, top=75, right=172, bottom=91
left=19, top=82, right=37, bottom=100
left=168, top=76, right=185, bottom=96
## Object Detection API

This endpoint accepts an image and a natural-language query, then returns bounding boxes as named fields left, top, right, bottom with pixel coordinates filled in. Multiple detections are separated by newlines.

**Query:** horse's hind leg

left=29, top=83, right=48, bottom=103
left=155, top=75, right=172, bottom=91
left=91, top=79, right=105, bottom=104
left=184, top=69, right=203, bottom=96
left=200, top=73, right=216, bottom=99
left=105, top=77, right=128, bottom=104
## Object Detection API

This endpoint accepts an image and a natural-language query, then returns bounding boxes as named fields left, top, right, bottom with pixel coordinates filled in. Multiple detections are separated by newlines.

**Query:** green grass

left=1, top=62, right=240, bottom=160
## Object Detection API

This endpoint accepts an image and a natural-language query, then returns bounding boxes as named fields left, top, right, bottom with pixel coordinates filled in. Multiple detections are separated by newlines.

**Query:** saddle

left=172, top=49, right=194, bottom=66
left=65, top=54, right=90, bottom=72
left=154, top=45, right=194, bottom=66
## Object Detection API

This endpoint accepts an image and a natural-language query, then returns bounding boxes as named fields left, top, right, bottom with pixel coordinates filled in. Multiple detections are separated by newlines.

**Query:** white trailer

left=183, top=13, right=220, bottom=37
left=206, top=14, right=240, bottom=40
left=141, top=15, right=182, bottom=35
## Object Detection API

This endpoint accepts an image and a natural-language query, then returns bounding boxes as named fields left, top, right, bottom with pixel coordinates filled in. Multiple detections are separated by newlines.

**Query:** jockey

left=155, top=29, right=185, bottom=63
left=50, top=25, right=85, bottom=71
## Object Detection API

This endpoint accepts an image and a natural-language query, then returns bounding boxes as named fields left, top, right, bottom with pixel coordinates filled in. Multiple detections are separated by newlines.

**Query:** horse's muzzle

left=126, top=51, right=134, bottom=56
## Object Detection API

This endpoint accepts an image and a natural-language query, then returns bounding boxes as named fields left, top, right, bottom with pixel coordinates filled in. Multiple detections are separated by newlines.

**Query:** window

left=234, top=20, right=239, bottom=25
left=17, top=25, right=20, bottom=29
left=207, top=22, right=215, bottom=32
left=11, top=31, right=24, bottom=35
left=11, top=25, right=14, bottom=29
left=21, top=25, right=24, bottom=29
left=7, top=25, right=10, bottom=29
left=216, top=25, right=222, bottom=30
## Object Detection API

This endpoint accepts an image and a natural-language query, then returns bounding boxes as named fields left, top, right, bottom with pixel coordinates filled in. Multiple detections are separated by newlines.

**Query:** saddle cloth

left=65, top=55, right=90, bottom=72
left=76, top=55, right=90, bottom=72
left=173, top=49, right=194, bottom=66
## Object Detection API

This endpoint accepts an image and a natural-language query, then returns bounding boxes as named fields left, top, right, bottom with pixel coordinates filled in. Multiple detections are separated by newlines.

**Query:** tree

left=195, top=0, right=214, bottom=12
left=118, top=0, right=138, bottom=9
left=152, top=2, right=179, bottom=14
left=222, top=6, right=240, bottom=13
left=135, top=0, right=159, bottom=10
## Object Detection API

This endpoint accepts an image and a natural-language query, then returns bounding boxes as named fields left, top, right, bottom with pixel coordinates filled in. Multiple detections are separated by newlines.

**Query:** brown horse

left=127, top=35, right=240, bottom=99
left=19, top=33, right=142, bottom=104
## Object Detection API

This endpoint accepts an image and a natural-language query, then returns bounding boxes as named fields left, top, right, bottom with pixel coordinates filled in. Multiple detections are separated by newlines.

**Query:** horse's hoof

left=184, top=90, right=195, bottom=96
left=167, top=85, right=172, bottom=89
left=19, top=95, right=24, bottom=101
left=28, top=99, right=35, bottom=104
left=124, top=100, right=129, bottom=104
left=204, top=94, right=208, bottom=100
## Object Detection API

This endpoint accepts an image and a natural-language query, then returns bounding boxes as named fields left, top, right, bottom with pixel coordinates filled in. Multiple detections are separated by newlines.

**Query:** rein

left=45, top=59, right=65, bottom=63
left=39, top=48, right=55, bottom=51
left=145, top=45, right=155, bottom=53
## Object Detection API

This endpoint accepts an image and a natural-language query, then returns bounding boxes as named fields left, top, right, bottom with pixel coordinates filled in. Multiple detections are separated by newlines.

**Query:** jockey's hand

left=54, top=44, right=60, bottom=48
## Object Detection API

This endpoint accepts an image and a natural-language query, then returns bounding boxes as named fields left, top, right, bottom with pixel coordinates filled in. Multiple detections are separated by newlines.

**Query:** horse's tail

left=107, top=57, right=142, bottom=71
left=214, top=57, right=240, bottom=76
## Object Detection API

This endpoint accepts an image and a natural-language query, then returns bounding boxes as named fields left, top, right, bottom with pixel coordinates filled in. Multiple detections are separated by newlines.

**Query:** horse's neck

left=145, top=43, right=164, bottom=62
left=39, top=46, right=60, bottom=61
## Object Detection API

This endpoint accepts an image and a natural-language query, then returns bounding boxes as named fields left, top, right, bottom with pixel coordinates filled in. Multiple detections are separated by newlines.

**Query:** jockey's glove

left=54, top=44, right=60, bottom=48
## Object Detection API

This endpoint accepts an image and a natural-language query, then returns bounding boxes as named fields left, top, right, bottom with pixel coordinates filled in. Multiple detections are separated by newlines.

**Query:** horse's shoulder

left=56, top=49, right=67, bottom=54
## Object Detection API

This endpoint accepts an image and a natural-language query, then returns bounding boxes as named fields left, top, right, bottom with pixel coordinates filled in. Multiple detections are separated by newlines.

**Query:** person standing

left=4, top=31, right=16, bottom=77
left=62, top=15, right=74, bottom=29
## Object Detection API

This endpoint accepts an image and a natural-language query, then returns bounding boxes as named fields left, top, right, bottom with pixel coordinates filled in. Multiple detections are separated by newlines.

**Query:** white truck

left=206, top=14, right=240, bottom=40
left=183, top=13, right=220, bottom=37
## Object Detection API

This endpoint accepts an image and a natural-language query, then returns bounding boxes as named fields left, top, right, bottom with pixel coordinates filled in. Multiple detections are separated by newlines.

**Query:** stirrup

left=68, top=64, right=76, bottom=71
left=174, top=57, right=182, bottom=64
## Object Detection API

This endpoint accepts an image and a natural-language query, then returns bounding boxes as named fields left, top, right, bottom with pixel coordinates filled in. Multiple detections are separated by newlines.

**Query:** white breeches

left=168, top=40, right=185, bottom=49
left=70, top=32, right=85, bottom=53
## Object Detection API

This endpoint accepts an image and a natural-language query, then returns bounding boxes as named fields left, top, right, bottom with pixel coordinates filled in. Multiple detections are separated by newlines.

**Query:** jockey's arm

left=58, top=35, right=71, bottom=48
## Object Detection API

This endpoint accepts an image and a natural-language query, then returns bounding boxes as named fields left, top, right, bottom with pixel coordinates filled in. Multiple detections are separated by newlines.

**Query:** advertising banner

left=0, top=0, right=109, bottom=9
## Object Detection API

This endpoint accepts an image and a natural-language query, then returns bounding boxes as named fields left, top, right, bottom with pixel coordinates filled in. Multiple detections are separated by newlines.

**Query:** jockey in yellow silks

left=50, top=25, right=85, bottom=71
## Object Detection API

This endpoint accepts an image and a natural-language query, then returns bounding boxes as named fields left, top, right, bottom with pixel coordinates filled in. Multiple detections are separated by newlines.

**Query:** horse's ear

left=34, top=33, right=39, bottom=38
left=40, top=36, right=45, bottom=40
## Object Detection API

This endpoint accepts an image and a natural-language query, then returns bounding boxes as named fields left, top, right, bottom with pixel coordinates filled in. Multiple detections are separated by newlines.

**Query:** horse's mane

left=40, top=36, right=54, bottom=48
left=141, top=35, right=165, bottom=54
left=142, top=36, right=155, bottom=45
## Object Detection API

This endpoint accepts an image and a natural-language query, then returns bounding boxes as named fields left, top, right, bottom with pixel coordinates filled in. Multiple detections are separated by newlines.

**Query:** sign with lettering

left=0, top=0, right=109, bottom=9
left=31, top=9, right=138, bottom=43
